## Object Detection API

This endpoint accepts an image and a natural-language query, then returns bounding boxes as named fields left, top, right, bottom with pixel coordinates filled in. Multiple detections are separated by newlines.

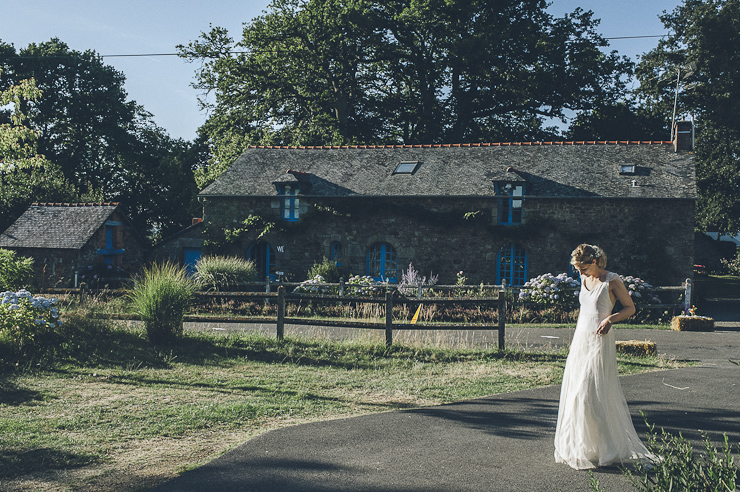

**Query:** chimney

left=673, top=121, right=694, bottom=152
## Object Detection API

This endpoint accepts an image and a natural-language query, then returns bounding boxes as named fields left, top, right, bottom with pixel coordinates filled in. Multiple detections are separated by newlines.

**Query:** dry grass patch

left=0, top=329, right=685, bottom=491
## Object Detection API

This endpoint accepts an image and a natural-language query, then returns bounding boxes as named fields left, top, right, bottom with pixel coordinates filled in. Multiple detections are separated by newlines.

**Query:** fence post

left=417, top=280, right=423, bottom=298
left=276, top=286, right=285, bottom=340
left=79, top=283, right=86, bottom=307
left=684, top=278, right=692, bottom=314
left=339, top=277, right=345, bottom=297
left=265, top=276, right=271, bottom=294
left=385, top=291, right=393, bottom=347
left=498, top=279, right=507, bottom=350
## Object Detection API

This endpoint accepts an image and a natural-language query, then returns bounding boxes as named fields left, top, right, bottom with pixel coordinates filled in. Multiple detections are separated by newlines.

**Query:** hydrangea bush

left=518, top=273, right=580, bottom=311
left=620, top=275, right=661, bottom=304
left=0, top=290, right=62, bottom=348
left=347, top=275, right=381, bottom=296
left=295, top=274, right=330, bottom=294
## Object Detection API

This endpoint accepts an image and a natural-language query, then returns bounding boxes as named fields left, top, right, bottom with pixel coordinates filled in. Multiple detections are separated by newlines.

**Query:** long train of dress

left=554, top=272, right=654, bottom=469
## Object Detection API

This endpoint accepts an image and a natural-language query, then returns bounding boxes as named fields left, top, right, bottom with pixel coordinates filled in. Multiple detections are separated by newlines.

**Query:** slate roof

left=0, top=203, right=120, bottom=250
left=200, top=141, right=696, bottom=199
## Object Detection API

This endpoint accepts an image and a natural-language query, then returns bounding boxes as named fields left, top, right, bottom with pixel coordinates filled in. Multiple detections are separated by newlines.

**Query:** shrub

left=0, top=290, right=61, bottom=351
left=347, top=275, right=381, bottom=296
left=307, top=256, right=342, bottom=283
left=518, top=273, right=580, bottom=312
left=193, top=255, right=258, bottom=291
left=621, top=275, right=662, bottom=304
left=625, top=424, right=738, bottom=492
left=0, top=249, right=34, bottom=291
left=129, top=262, right=195, bottom=344
left=397, top=263, right=438, bottom=296
left=721, top=251, right=740, bottom=276
left=295, top=274, right=332, bottom=294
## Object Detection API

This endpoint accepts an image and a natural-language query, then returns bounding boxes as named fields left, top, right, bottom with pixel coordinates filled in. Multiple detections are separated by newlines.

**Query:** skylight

left=393, top=161, right=420, bottom=174
left=620, top=164, right=636, bottom=175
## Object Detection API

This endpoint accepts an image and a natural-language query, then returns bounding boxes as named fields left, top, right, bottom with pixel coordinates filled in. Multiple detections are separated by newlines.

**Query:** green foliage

left=0, top=290, right=62, bottom=364
left=193, top=255, right=258, bottom=291
left=307, top=256, right=342, bottom=283
left=203, top=214, right=275, bottom=251
left=721, top=251, right=740, bottom=276
left=128, top=262, right=196, bottom=344
left=0, top=74, right=78, bottom=230
left=0, top=249, right=34, bottom=291
left=0, top=39, right=204, bottom=240
left=179, top=0, right=631, bottom=186
left=567, top=102, right=669, bottom=141
left=636, top=0, right=740, bottom=235
left=625, top=423, right=738, bottom=492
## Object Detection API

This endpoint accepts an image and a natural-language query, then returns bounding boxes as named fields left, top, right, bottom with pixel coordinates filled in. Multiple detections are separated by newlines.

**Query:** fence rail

left=39, top=278, right=694, bottom=349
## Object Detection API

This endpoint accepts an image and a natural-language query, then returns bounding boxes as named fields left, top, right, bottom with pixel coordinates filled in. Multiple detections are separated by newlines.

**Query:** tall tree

left=0, top=39, right=204, bottom=241
left=636, top=0, right=740, bottom=235
left=179, top=0, right=631, bottom=187
left=0, top=75, right=78, bottom=231
left=566, top=102, right=669, bottom=141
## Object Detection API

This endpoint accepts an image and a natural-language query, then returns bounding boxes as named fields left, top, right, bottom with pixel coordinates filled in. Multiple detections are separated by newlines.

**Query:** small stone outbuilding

left=0, top=203, right=145, bottom=288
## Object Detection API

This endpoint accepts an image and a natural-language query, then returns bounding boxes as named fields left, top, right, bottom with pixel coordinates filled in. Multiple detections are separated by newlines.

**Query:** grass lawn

left=0, top=323, right=686, bottom=492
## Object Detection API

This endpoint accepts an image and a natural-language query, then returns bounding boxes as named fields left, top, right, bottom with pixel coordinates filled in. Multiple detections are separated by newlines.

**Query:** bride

left=554, top=244, right=654, bottom=469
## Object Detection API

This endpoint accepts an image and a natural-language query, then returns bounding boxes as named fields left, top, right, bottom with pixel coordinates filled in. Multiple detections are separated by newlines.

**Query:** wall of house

left=201, top=195, right=694, bottom=286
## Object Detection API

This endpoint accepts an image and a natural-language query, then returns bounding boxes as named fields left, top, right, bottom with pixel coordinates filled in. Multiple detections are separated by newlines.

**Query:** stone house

left=174, top=128, right=696, bottom=287
left=0, top=203, right=145, bottom=288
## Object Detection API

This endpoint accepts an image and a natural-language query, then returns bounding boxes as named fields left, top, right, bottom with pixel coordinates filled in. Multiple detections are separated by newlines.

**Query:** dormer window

left=278, top=184, right=300, bottom=221
left=393, top=161, right=420, bottom=174
left=495, top=181, right=525, bottom=225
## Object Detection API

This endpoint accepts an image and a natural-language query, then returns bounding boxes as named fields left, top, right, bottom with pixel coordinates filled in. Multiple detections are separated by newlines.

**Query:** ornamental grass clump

left=193, top=255, right=258, bottom=291
left=129, top=262, right=195, bottom=345
left=518, top=273, right=580, bottom=311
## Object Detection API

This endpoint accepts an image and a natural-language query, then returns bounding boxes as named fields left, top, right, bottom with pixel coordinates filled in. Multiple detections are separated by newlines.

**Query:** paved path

left=152, top=322, right=740, bottom=492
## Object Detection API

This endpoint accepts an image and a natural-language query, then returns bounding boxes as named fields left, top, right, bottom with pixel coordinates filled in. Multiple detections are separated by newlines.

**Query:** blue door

left=183, top=248, right=202, bottom=275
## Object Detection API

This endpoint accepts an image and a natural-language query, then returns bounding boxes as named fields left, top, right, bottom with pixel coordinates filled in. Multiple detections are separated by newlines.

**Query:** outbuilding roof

left=0, top=203, right=121, bottom=250
left=200, top=141, right=695, bottom=199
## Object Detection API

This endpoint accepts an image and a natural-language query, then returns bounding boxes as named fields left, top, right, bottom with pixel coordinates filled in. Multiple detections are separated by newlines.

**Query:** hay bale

left=616, top=340, right=656, bottom=357
left=671, top=315, right=715, bottom=332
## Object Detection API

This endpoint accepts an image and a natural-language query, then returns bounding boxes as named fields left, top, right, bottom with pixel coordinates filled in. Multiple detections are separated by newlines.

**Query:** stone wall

left=200, top=195, right=694, bottom=286
left=148, top=222, right=205, bottom=265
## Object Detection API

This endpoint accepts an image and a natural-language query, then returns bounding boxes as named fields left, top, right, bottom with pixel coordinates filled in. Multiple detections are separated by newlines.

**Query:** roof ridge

left=247, top=141, right=673, bottom=150
left=31, top=202, right=120, bottom=207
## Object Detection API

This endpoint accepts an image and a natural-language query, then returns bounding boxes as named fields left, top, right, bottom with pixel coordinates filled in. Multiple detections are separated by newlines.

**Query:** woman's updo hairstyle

left=571, top=244, right=607, bottom=268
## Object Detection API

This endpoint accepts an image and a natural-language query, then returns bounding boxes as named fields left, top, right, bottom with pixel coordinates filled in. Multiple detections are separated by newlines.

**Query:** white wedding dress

left=554, top=271, right=654, bottom=469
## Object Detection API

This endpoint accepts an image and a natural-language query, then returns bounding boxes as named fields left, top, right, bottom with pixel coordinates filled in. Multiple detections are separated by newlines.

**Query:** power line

left=98, top=35, right=669, bottom=58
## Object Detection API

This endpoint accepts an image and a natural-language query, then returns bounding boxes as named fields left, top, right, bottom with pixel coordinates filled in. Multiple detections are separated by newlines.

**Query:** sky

left=0, top=0, right=683, bottom=142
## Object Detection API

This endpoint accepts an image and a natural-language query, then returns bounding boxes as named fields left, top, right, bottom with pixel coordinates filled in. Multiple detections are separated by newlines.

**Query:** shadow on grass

left=0, top=447, right=100, bottom=479
left=0, top=379, right=44, bottom=405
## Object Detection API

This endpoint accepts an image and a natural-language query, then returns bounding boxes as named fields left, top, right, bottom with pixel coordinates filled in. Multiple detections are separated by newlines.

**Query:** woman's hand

left=596, top=318, right=612, bottom=335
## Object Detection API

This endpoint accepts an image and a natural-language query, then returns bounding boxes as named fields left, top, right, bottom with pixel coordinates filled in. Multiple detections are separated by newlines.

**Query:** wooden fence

left=40, top=283, right=507, bottom=349
left=38, top=277, right=693, bottom=350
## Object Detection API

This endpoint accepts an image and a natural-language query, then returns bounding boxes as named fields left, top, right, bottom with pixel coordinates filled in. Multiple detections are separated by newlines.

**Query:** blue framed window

left=497, top=243, right=527, bottom=286
left=366, top=242, right=397, bottom=282
left=278, top=184, right=300, bottom=221
left=568, top=263, right=581, bottom=281
left=496, top=182, right=524, bottom=225
left=330, top=241, right=342, bottom=266
left=247, top=241, right=276, bottom=280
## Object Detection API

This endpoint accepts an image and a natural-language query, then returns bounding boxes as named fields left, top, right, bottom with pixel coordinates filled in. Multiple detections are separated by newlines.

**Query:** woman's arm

left=596, top=276, right=636, bottom=335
